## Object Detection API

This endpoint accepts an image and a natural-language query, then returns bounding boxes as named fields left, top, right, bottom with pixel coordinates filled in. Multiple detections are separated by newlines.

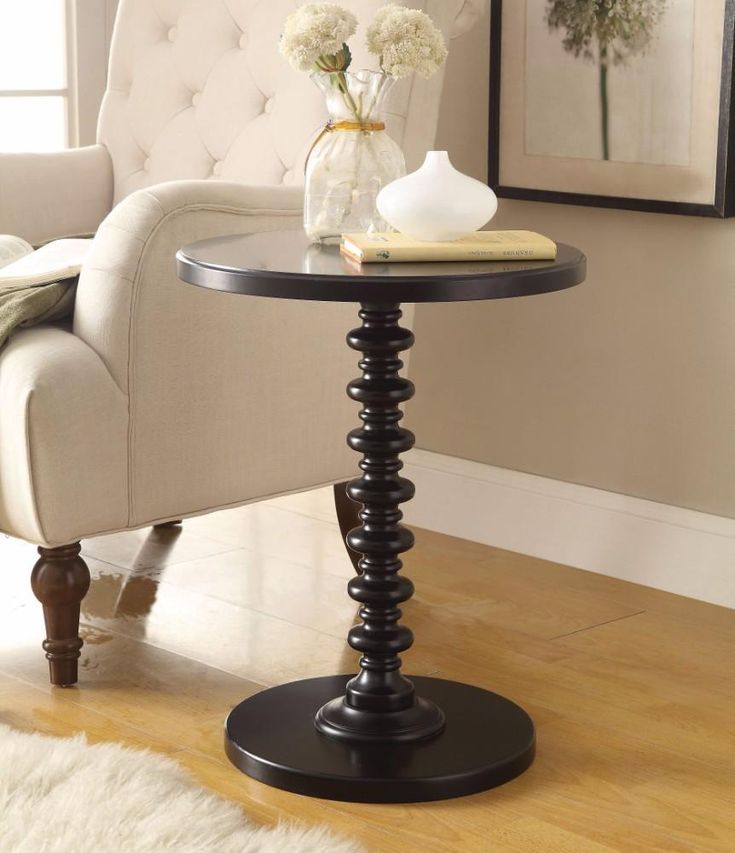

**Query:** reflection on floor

left=2, top=486, right=734, bottom=851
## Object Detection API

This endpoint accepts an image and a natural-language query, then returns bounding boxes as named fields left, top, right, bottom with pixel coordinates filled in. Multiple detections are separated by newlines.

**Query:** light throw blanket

left=0, top=278, right=77, bottom=349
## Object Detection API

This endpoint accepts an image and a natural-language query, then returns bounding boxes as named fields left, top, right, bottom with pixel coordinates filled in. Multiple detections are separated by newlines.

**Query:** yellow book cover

left=340, top=231, right=557, bottom=263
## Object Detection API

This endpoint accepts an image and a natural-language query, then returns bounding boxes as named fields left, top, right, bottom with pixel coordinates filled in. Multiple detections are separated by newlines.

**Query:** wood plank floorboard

left=1, top=487, right=734, bottom=851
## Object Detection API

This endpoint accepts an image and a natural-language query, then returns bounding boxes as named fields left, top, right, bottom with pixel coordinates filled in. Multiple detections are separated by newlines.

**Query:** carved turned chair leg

left=333, top=481, right=362, bottom=574
left=30, top=543, right=90, bottom=687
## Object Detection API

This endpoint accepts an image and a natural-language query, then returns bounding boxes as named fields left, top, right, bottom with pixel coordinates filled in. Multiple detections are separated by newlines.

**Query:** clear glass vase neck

left=311, top=70, right=394, bottom=124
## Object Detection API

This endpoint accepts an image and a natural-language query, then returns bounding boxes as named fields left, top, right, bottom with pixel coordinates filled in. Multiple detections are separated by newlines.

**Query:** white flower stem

left=335, top=72, right=361, bottom=121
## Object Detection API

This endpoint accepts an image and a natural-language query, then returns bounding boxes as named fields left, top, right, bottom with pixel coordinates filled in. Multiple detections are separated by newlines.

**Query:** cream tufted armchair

left=0, top=0, right=485, bottom=686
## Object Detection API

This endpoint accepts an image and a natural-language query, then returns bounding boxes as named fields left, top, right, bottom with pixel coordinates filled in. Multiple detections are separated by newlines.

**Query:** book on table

left=340, top=230, right=557, bottom=264
left=0, top=235, right=92, bottom=290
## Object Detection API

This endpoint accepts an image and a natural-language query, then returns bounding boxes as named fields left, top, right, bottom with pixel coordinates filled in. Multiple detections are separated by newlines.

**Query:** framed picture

left=488, top=0, right=735, bottom=216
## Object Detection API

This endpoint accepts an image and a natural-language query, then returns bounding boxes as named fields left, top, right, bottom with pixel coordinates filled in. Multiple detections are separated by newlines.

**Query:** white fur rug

left=0, top=724, right=362, bottom=853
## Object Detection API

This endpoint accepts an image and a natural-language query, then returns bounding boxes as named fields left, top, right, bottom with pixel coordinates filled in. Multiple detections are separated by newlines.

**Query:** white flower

left=280, top=3, right=358, bottom=72
left=366, top=4, right=447, bottom=79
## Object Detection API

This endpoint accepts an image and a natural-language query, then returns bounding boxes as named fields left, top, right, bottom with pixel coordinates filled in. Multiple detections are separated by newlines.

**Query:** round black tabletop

left=177, top=230, right=586, bottom=303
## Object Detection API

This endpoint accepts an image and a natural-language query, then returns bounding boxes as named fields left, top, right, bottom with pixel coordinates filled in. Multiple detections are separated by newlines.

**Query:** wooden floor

left=1, top=487, right=734, bottom=852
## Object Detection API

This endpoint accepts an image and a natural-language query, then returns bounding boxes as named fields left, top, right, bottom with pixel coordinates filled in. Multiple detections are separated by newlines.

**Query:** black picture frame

left=488, top=0, right=735, bottom=217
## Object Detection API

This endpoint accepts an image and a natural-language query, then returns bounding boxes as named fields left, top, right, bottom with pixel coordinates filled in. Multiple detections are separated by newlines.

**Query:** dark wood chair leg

left=30, top=543, right=90, bottom=687
left=153, top=520, right=182, bottom=529
left=333, top=481, right=362, bottom=574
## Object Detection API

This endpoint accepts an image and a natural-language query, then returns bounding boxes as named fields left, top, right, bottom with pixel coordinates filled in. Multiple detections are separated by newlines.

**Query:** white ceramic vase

left=377, top=150, right=498, bottom=241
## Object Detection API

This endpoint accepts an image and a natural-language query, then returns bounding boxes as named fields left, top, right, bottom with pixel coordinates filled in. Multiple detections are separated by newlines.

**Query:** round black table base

left=224, top=675, right=535, bottom=803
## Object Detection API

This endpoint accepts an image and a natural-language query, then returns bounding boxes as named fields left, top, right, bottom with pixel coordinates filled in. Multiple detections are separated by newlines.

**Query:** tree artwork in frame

left=488, top=0, right=735, bottom=216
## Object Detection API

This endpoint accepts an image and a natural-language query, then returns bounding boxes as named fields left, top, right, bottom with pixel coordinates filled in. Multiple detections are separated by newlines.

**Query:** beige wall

left=72, top=0, right=115, bottom=145
left=414, top=8, right=735, bottom=518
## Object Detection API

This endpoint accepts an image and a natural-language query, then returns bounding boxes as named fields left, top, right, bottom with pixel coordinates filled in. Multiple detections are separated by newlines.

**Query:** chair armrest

left=0, top=326, right=128, bottom=546
left=0, top=145, right=113, bottom=245
left=74, top=180, right=304, bottom=390
left=73, top=179, right=358, bottom=526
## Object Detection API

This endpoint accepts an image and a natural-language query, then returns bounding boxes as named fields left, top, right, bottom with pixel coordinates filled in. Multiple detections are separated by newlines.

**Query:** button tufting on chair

left=97, top=0, right=466, bottom=203
left=143, top=158, right=151, bottom=170
left=212, top=161, right=223, bottom=176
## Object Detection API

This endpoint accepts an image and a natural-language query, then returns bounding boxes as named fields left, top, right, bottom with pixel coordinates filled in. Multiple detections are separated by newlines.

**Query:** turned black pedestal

left=177, top=230, right=586, bottom=803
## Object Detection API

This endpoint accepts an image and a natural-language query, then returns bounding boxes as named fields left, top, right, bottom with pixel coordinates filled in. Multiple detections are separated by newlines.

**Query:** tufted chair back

left=98, top=0, right=478, bottom=204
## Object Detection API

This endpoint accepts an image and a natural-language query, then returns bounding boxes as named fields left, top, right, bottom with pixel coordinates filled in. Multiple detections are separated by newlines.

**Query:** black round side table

left=177, top=230, right=586, bottom=804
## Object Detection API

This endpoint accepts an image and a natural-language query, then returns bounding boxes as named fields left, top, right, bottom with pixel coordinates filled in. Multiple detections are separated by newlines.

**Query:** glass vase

left=304, top=70, right=406, bottom=245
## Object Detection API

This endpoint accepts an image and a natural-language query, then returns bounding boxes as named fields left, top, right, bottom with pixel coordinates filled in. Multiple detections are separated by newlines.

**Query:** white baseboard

left=403, top=449, right=735, bottom=609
